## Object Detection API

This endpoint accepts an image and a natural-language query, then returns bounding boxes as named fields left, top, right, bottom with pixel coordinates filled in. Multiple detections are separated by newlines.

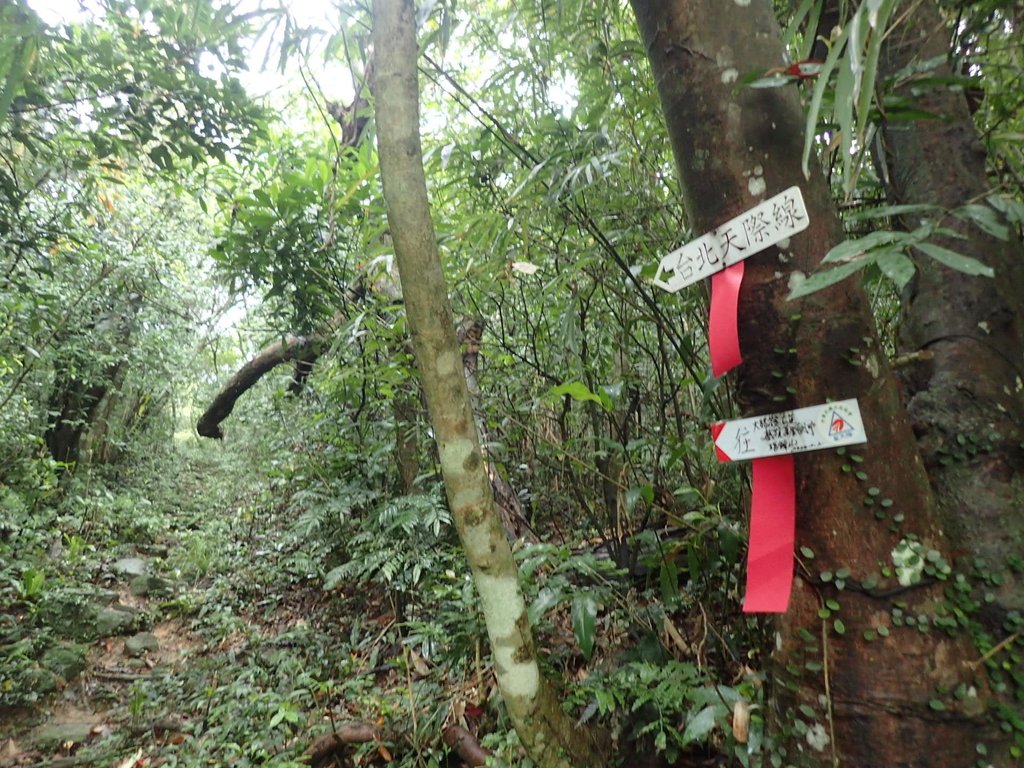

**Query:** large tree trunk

left=45, top=297, right=142, bottom=466
left=79, top=359, right=130, bottom=465
left=369, top=2, right=608, bottom=766
left=876, top=0, right=1024, bottom=620
left=45, top=362, right=122, bottom=465
left=629, top=2, right=1006, bottom=765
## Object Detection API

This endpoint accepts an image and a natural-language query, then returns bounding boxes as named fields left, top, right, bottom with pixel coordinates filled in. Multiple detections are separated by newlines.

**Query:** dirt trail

left=2, top=559, right=200, bottom=765
left=0, top=441, right=270, bottom=767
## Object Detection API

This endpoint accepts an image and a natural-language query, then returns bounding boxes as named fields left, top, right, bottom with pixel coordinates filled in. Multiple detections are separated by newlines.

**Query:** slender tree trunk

left=876, top=0, right=1024, bottom=621
left=392, top=390, right=422, bottom=495
left=369, top=1, right=608, bottom=765
left=629, top=1, right=1005, bottom=764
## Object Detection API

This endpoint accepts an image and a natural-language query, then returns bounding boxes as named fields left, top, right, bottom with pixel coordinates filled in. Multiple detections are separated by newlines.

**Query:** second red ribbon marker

left=711, top=399, right=867, bottom=613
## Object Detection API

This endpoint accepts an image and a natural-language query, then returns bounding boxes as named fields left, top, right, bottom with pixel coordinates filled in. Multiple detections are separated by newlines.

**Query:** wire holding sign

left=653, top=186, right=810, bottom=293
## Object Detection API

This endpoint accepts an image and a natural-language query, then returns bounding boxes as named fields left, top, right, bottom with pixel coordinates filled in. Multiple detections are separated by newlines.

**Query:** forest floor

left=1, top=432, right=736, bottom=768
left=0, top=436, right=443, bottom=768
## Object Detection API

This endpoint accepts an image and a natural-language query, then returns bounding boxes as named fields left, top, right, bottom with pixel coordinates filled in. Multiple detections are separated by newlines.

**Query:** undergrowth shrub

left=321, top=487, right=452, bottom=599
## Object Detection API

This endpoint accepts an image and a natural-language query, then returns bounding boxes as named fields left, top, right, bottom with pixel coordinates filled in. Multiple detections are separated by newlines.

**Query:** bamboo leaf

left=914, top=243, right=994, bottom=277
left=822, top=230, right=907, bottom=263
left=953, top=203, right=1011, bottom=241
left=745, top=73, right=797, bottom=89
left=855, top=0, right=896, bottom=145
left=782, top=0, right=816, bottom=50
left=987, top=193, right=1024, bottom=225
left=849, top=0, right=897, bottom=192
left=801, top=1, right=824, bottom=61
left=788, top=260, right=868, bottom=299
left=835, top=47, right=856, bottom=188
left=846, top=203, right=940, bottom=222
left=802, top=24, right=850, bottom=179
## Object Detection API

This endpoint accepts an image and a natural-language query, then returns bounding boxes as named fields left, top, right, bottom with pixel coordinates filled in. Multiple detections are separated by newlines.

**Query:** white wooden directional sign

left=653, top=186, right=810, bottom=293
left=712, top=398, right=866, bottom=462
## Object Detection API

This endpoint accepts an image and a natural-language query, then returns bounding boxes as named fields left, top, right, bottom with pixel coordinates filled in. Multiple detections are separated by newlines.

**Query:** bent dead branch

left=196, top=331, right=328, bottom=439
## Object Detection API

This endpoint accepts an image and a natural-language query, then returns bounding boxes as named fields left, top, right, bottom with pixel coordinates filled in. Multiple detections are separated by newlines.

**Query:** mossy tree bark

left=629, top=1, right=1008, bottom=764
left=369, top=1, right=608, bottom=765
left=876, top=0, right=1024, bottom=621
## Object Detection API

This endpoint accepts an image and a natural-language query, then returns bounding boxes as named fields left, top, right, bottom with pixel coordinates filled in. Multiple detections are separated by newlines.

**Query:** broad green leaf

left=625, top=483, right=654, bottom=511
left=987, top=193, right=1024, bottom=225
left=571, top=592, right=598, bottom=660
left=914, top=243, right=994, bottom=277
left=659, top=558, right=680, bottom=605
left=953, top=204, right=1010, bottom=241
left=687, top=543, right=701, bottom=581
left=518, top=544, right=557, bottom=580
left=681, top=705, right=719, bottom=745
left=822, top=230, right=906, bottom=263
left=688, top=685, right=742, bottom=709
left=529, top=586, right=563, bottom=625
left=788, top=259, right=868, bottom=299
left=875, top=251, right=915, bottom=290
left=547, top=381, right=612, bottom=412
left=149, top=144, right=174, bottom=171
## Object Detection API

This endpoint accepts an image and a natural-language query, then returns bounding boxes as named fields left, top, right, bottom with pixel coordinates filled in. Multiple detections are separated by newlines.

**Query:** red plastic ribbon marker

left=708, top=422, right=797, bottom=613
left=744, top=455, right=796, bottom=613
left=709, top=262, right=744, bottom=378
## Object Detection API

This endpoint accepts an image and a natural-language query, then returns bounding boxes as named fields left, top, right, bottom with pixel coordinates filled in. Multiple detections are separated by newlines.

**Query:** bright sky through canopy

left=26, top=0, right=356, bottom=103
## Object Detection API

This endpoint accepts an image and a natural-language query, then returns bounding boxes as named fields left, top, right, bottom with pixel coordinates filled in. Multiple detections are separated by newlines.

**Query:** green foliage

left=1, top=0, right=268, bottom=481
left=3, top=0, right=265, bottom=174
left=210, top=131, right=383, bottom=330
left=787, top=198, right=1013, bottom=298
left=800, top=0, right=898, bottom=191
left=321, top=488, right=454, bottom=597
left=569, top=660, right=758, bottom=762
left=0, top=2, right=42, bottom=130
